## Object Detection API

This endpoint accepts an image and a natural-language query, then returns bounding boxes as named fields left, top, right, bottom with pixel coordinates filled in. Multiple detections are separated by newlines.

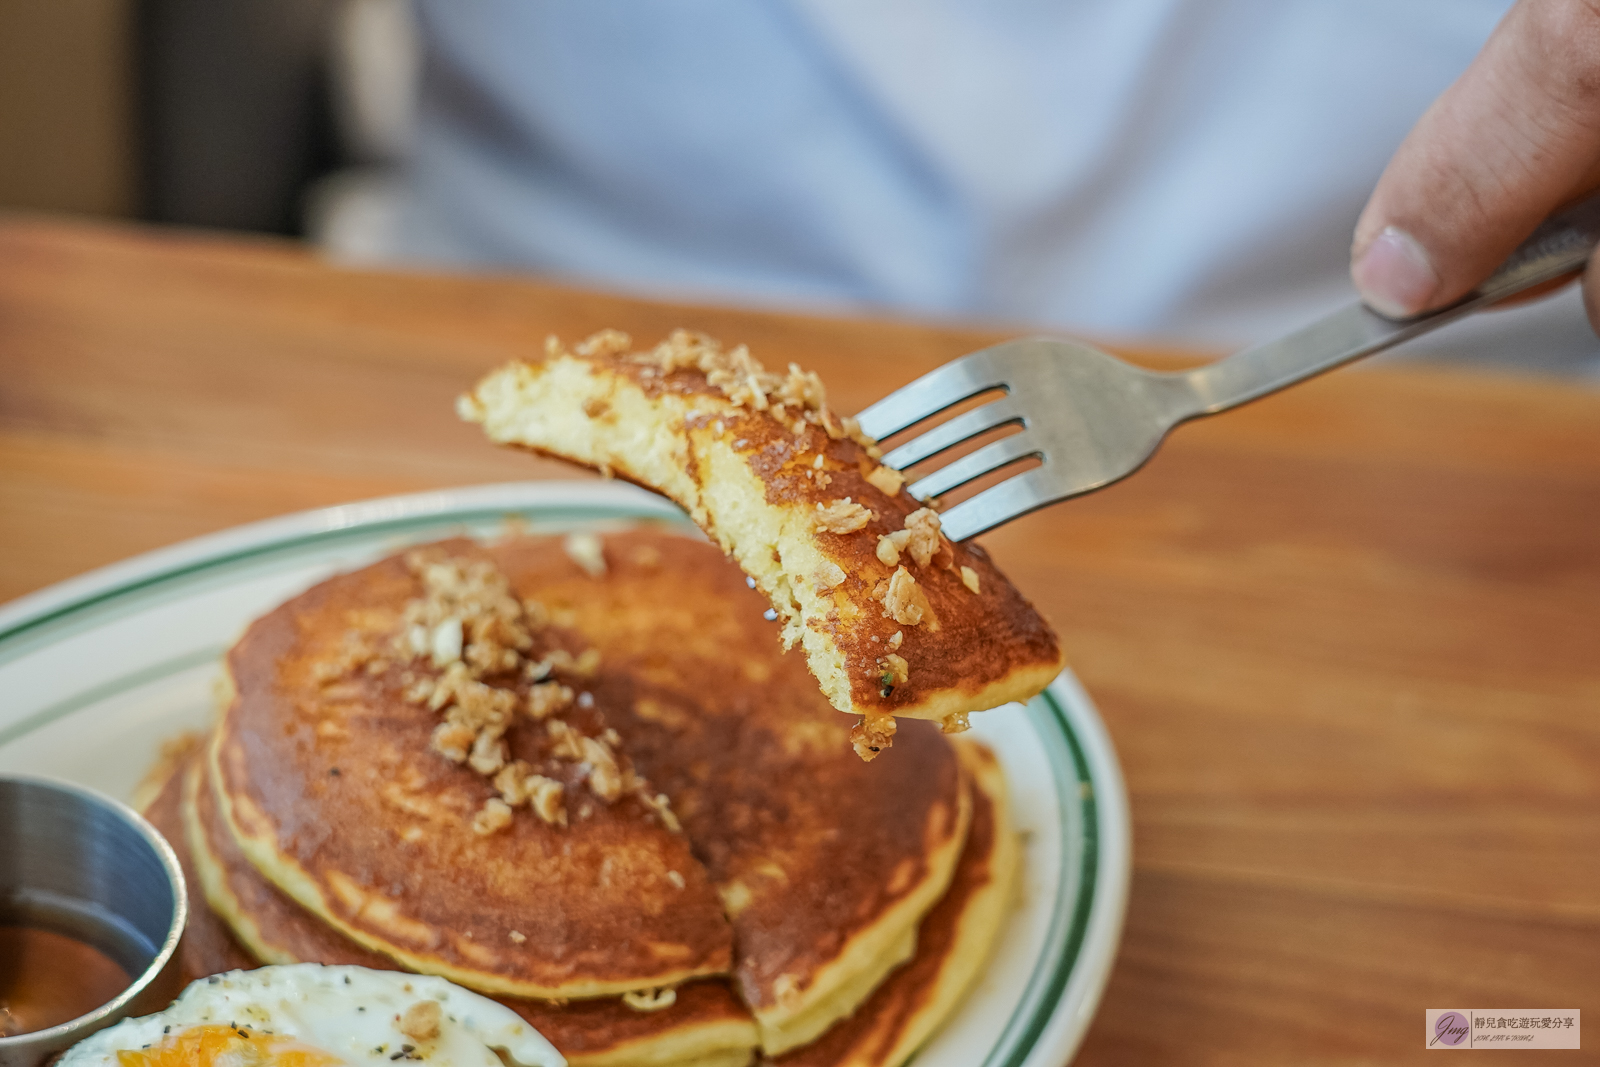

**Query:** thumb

left=1352, top=0, right=1600, bottom=318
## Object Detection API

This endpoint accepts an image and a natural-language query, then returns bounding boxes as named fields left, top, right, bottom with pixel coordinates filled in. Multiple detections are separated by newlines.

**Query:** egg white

left=60, top=964, right=564, bottom=1067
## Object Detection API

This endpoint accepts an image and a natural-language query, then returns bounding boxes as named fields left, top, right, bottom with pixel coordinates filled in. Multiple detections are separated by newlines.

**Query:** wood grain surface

left=3, top=215, right=1597, bottom=1064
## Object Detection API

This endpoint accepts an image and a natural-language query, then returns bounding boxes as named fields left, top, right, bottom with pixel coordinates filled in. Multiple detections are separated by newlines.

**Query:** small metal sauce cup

left=0, top=776, right=187, bottom=1067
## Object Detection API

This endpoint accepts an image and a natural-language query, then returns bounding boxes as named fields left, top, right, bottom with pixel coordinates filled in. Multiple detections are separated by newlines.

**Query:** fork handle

left=1184, top=189, right=1600, bottom=416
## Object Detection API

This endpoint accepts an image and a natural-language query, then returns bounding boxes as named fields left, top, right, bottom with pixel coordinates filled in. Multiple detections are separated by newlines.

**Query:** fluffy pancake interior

left=467, top=355, right=850, bottom=710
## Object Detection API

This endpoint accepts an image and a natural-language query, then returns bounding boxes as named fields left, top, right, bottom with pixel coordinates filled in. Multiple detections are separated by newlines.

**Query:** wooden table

left=3, top=216, right=1597, bottom=1063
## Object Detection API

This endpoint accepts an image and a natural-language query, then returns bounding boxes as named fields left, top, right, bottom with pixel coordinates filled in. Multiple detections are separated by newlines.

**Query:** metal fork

left=856, top=192, right=1600, bottom=542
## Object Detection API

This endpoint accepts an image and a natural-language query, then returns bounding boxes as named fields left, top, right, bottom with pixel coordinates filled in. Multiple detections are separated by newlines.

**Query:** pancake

left=139, top=743, right=257, bottom=984
left=459, top=330, right=1065, bottom=754
left=210, top=537, right=736, bottom=1000
left=777, top=739, right=1018, bottom=1067
left=181, top=755, right=761, bottom=1067
left=146, top=732, right=1013, bottom=1067
left=471, top=531, right=970, bottom=1054
left=213, top=529, right=972, bottom=1055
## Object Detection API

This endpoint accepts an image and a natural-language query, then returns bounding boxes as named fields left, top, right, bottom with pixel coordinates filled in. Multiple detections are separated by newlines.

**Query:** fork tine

left=907, top=432, right=1041, bottom=501
left=880, top=396, right=1025, bottom=470
left=853, top=349, right=1011, bottom=441
left=936, top=467, right=1060, bottom=542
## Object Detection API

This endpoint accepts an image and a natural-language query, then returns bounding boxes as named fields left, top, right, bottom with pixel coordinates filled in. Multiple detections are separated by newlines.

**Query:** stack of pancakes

left=141, top=529, right=1017, bottom=1067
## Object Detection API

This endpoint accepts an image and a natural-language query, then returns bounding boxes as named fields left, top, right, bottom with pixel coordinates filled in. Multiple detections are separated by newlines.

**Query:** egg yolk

left=116, top=1025, right=342, bottom=1067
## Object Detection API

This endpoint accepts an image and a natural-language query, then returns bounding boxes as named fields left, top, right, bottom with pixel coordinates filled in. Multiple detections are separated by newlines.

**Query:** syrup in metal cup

left=1, top=926, right=137, bottom=1037
left=0, top=776, right=187, bottom=1067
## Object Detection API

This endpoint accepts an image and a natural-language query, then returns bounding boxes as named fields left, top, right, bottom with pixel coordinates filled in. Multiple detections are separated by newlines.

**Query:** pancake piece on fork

left=459, top=330, right=1064, bottom=756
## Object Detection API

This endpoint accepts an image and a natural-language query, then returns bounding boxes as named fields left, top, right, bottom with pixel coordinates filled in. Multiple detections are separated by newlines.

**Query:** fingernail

left=1352, top=226, right=1439, bottom=318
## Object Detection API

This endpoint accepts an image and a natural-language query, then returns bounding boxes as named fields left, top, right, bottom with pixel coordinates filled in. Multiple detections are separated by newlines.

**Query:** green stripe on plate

left=0, top=506, right=690, bottom=668
left=0, top=644, right=226, bottom=749
left=976, top=688, right=1099, bottom=1067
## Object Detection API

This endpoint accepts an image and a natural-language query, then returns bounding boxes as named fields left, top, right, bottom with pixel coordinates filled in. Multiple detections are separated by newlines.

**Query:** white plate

left=0, top=481, right=1129, bottom=1067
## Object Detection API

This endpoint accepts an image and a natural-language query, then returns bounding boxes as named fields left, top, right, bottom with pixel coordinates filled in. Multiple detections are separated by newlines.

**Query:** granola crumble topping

left=526, top=681, right=575, bottom=720
left=471, top=797, right=513, bottom=836
left=642, top=791, right=683, bottom=833
left=814, top=498, right=875, bottom=534
left=874, top=566, right=929, bottom=626
left=902, top=508, right=942, bottom=568
left=563, top=532, right=607, bottom=577
left=399, top=1000, right=441, bottom=1042
left=876, top=508, right=946, bottom=569
left=312, top=631, right=386, bottom=685
left=579, top=734, right=628, bottom=802
left=875, top=532, right=904, bottom=566
left=865, top=464, right=905, bottom=497
left=940, top=711, right=972, bottom=734
left=960, top=565, right=982, bottom=594
left=813, top=560, right=847, bottom=591
left=850, top=713, right=897, bottom=762
left=772, top=974, right=805, bottom=1011
left=492, top=760, right=567, bottom=826
left=372, top=546, right=673, bottom=834
left=525, top=647, right=600, bottom=682
left=546, top=718, right=585, bottom=761
left=573, top=328, right=632, bottom=358
left=468, top=729, right=507, bottom=776
left=622, top=987, right=678, bottom=1012
left=553, top=329, right=886, bottom=457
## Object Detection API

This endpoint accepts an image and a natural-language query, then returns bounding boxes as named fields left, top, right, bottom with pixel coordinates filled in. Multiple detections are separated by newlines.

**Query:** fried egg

left=60, top=965, right=564, bottom=1067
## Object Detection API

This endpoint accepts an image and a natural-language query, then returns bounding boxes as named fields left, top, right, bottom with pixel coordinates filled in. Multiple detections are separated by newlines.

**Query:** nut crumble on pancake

left=317, top=546, right=681, bottom=834
left=460, top=330, right=1065, bottom=757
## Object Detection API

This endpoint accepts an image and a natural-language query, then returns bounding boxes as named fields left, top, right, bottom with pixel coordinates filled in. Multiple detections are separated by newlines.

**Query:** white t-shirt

left=373, top=0, right=1597, bottom=372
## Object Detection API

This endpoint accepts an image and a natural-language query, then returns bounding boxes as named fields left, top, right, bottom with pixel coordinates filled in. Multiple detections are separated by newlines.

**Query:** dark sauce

left=0, top=925, right=132, bottom=1036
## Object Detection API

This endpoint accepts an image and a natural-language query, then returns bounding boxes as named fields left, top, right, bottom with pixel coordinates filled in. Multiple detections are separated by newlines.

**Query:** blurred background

left=1, top=0, right=357, bottom=236
left=3, top=0, right=1598, bottom=377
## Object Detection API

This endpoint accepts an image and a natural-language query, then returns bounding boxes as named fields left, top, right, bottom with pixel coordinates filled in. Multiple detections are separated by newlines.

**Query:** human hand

left=1351, top=0, right=1600, bottom=327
